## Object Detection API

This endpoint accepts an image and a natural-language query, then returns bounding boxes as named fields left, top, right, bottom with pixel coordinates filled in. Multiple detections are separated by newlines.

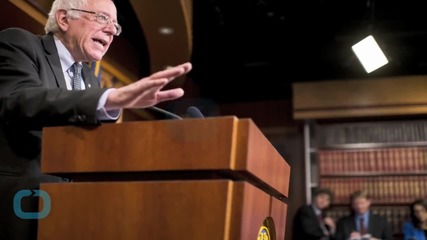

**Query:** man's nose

left=103, top=22, right=117, bottom=36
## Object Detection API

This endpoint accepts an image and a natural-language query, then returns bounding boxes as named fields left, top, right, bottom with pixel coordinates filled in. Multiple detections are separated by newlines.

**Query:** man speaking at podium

left=0, top=0, right=192, bottom=239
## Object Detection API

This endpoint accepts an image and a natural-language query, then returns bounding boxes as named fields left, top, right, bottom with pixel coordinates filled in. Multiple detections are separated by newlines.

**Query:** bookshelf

left=293, top=75, right=427, bottom=239
left=304, top=119, right=427, bottom=238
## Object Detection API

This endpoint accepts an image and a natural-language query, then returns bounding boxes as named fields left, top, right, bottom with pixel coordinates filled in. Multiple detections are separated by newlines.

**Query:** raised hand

left=105, top=62, right=192, bottom=110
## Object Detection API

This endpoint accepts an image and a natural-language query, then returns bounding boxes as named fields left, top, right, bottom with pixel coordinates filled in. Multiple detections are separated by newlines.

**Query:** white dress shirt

left=54, top=36, right=121, bottom=120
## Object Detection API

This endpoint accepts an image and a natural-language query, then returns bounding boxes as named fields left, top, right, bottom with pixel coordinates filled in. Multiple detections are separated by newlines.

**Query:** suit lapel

left=350, top=217, right=357, bottom=232
left=367, top=213, right=374, bottom=234
left=41, top=34, right=67, bottom=89
left=82, top=63, right=100, bottom=89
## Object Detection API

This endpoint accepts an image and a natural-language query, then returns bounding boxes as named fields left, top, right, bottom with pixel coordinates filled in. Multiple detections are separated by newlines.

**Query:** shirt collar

left=53, top=35, right=78, bottom=73
left=355, top=210, right=370, bottom=220
left=311, top=204, right=322, bottom=216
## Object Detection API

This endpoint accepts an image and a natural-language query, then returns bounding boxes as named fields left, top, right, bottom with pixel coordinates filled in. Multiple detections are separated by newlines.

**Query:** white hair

left=44, top=0, right=88, bottom=34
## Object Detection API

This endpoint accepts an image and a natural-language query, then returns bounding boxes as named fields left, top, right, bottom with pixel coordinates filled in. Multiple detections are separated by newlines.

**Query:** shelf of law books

left=304, top=119, right=427, bottom=237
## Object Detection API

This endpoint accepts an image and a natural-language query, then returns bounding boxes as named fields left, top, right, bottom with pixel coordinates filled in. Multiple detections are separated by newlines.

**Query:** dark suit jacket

left=0, top=28, right=109, bottom=240
left=292, top=204, right=329, bottom=240
left=334, top=212, right=393, bottom=240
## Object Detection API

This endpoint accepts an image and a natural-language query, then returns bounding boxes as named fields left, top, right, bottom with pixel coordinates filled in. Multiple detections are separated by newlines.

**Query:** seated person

left=292, top=188, right=336, bottom=240
left=335, top=190, right=392, bottom=240
left=402, top=199, right=427, bottom=240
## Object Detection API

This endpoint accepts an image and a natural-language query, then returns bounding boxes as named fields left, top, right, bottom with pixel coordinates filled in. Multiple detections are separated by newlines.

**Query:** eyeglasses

left=69, top=8, right=122, bottom=36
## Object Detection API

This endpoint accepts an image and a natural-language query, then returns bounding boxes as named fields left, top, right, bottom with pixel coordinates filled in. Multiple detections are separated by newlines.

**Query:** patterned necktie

left=71, top=62, right=83, bottom=90
left=359, top=217, right=367, bottom=235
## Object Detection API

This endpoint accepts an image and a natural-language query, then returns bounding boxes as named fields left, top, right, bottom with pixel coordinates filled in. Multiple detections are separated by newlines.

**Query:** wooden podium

left=38, top=116, right=290, bottom=240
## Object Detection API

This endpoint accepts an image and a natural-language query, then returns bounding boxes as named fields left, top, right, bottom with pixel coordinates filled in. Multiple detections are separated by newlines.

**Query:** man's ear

left=55, top=9, right=69, bottom=31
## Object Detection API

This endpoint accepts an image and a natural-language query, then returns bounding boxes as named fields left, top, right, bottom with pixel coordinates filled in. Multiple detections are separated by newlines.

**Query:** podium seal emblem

left=257, top=217, right=276, bottom=240
left=257, top=226, right=270, bottom=240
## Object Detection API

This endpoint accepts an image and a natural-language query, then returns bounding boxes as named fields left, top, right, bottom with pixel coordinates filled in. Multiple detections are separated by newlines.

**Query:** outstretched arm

left=105, top=62, right=192, bottom=110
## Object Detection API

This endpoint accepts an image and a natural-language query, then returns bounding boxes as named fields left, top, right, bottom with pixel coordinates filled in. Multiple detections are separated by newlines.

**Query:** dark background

left=113, top=0, right=427, bottom=104
left=189, top=0, right=427, bottom=103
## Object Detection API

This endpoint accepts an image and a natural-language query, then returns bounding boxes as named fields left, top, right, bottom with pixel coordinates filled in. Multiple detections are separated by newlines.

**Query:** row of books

left=313, top=120, right=427, bottom=239
left=327, top=206, right=410, bottom=235
left=318, top=147, right=427, bottom=174
left=319, top=176, right=427, bottom=204
left=317, top=120, right=427, bottom=145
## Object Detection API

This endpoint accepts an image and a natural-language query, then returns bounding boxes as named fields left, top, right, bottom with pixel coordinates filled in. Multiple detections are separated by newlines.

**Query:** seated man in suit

left=335, top=190, right=393, bottom=240
left=292, top=188, right=336, bottom=240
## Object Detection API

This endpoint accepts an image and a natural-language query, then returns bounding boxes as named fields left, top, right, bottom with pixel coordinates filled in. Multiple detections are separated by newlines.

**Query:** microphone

left=187, top=106, right=204, bottom=118
left=148, top=106, right=182, bottom=120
